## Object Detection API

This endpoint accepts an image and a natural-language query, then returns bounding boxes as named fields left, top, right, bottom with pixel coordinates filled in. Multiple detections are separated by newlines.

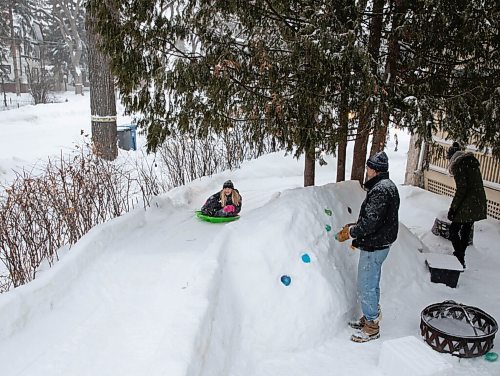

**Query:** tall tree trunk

left=73, top=67, right=83, bottom=95
left=370, top=0, right=404, bottom=156
left=336, top=79, right=350, bottom=182
left=405, top=133, right=426, bottom=187
left=9, top=4, right=21, bottom=96
left=1, top=75, right=7, bottom=107
left=336, top=134, right=347, bottom=182
left=370, top=106, right=389, bottom=154
left=86, top=0, right=117, bottom=161
left=350, top=0, right=385, bottom=182
left=350, top=106, right=373, bottom=181
left=304, top=143, right=315, bottom=187
left=298, top=42, right=317, bottom=188
left=303, top=104, right=316, bottom=187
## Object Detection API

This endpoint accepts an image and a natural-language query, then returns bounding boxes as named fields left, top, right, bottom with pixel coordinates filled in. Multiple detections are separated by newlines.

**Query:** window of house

left=0, top=65, right=11, bottom=75
left=30, top=67, right=39, bottom=81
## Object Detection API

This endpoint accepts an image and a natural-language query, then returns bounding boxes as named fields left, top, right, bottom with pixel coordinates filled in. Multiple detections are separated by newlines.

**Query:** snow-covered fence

left=0, top=97, right=35, bottom=111
left=0, top=94, right=65, bottom=111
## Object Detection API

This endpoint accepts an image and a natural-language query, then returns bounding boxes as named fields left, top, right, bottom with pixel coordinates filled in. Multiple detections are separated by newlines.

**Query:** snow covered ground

left=0, top=94, right=499, bottom=376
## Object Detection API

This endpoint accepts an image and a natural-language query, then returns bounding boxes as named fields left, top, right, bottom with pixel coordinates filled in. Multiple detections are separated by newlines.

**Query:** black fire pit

left=420, top=301, right=498, bottom=358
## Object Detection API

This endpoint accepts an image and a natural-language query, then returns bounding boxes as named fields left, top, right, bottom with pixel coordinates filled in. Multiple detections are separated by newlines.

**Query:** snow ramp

left=187, top=181, right=427, bottom=376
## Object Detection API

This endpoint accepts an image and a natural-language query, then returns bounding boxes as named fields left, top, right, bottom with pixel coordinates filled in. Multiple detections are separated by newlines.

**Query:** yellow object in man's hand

left=335, top=225, right=350, bottom=242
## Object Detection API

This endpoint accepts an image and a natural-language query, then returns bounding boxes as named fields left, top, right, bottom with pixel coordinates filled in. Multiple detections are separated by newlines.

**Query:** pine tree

left=92, top=0, right=373, bottom=186
left=398, top=0, right=499, bottom=157
left=0, top=6, right=9, bottom=64
left=1, top=0, right=41, bottom=96
left=50, top=0, right=87, bottom=95
left=91, top=0, right=499, bottom=178
left=42, top=22, right=72, bottom=91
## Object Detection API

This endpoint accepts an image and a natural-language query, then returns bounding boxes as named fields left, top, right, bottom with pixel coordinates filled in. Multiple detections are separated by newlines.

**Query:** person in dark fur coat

left=201, top=180, right=242, bottom=217
left=335, top=151, right=400, bottom=343
left=446, top=142, right=487, bottom=268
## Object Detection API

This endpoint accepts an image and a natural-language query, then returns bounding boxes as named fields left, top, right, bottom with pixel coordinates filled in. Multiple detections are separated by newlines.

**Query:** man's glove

left=335, top=225, right=351, bottom=242
left=223, top=205, right=235, bottom=213
left=447, top=208, right=455, bottom=221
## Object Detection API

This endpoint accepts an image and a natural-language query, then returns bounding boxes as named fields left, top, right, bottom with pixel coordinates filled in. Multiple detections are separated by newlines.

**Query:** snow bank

left=194, top=181, right=427, bottom=375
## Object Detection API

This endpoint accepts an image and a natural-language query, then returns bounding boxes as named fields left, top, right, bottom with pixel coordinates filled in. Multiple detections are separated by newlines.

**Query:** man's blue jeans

left=357, top=247, right=389, bottom=321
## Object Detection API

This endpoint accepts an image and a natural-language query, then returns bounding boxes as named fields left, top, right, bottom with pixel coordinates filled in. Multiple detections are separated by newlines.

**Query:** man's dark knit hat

left=223, top=180, right=234, bottom=189
left=366, top=151, right=389, bottom=172
left=446, top=142, right=461, bottom=160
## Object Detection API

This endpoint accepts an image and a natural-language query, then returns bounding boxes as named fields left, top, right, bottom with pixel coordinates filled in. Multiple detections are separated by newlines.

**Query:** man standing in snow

left=446, top=142, right=487, bottom=268
left=335, top=151, right=400, bottom=343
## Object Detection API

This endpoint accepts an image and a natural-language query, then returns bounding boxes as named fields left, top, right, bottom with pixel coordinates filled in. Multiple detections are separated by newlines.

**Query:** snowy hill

left=0, top=95, right=499, bottom=376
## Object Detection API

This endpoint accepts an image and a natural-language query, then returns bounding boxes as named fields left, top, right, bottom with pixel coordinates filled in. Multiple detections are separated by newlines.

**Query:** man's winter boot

left=351, top=320, right=380, bottom=343
left=347, top=305, right=382, bottom=329
left=348, top=315, right=366, bottom=330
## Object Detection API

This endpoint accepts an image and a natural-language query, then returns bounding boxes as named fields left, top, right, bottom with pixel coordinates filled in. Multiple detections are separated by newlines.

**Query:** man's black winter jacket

left=349, top=172, right=400, bottom=251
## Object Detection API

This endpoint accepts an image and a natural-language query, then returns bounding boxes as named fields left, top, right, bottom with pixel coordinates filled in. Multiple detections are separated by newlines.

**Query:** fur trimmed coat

left=448, top=151, right=487, bottom=223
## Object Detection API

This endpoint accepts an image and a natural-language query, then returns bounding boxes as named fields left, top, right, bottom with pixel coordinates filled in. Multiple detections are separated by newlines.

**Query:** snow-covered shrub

left=0, top=147, right=159, bottom=291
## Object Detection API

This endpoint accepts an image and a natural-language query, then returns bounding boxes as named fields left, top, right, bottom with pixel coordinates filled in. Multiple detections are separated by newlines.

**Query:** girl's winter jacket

left=201, top=189, right=242, bottom=217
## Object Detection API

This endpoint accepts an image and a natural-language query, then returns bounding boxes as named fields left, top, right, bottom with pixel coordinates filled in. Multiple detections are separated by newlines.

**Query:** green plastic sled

left=195, top=211, right=240, bottom=223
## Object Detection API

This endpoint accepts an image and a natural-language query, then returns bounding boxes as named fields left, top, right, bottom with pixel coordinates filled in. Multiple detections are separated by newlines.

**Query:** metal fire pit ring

left=420, top=300, right=498, bottom=358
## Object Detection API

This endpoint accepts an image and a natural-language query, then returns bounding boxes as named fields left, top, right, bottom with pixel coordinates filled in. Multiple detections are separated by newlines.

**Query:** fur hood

left=448, top=151, right=477, bottom=175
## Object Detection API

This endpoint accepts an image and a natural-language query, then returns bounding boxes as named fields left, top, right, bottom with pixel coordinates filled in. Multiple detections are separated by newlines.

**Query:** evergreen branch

left=262, top=0, right=308, bottom=32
